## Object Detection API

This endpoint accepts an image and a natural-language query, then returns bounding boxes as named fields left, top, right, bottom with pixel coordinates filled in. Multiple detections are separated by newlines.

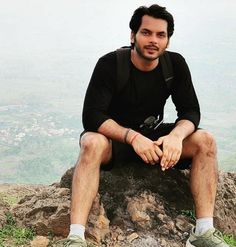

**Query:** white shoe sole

left=186, top=239, right=195, bottom=247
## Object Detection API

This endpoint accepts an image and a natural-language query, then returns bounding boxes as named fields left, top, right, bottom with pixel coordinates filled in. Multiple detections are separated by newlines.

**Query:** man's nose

left=149, top=34, right=158, bottom=44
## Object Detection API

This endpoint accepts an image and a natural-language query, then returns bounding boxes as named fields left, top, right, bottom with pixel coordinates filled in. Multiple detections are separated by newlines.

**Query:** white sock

left=69, top=224, right=85, bottom=240
left=195, top=217, right=214, bottom=235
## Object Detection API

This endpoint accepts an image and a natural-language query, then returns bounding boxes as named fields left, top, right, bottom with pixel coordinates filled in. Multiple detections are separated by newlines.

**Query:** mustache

left=144, top=45, right=159, bottom=51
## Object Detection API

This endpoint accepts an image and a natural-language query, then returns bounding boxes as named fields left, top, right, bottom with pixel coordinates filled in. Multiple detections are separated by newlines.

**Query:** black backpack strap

left=116, top=47, right=131, bottom=94
left=159, top=51, right=174, bottom=91
left=116, top=48, right=174, bottom=93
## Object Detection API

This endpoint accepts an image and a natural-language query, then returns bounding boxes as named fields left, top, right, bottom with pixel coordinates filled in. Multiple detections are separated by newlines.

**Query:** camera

left=139, top=115, right=163, bottom=134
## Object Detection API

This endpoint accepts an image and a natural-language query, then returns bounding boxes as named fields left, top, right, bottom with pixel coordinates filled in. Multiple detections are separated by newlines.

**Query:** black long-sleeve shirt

left=82, top=50, right=200, bottom=132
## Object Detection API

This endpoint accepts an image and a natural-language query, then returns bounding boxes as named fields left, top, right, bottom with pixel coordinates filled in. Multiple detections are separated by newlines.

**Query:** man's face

left=131, top=15, right=169, bottom=61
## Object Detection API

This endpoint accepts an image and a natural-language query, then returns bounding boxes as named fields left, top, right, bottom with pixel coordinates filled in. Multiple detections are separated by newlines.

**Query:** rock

left=132, top=236, right=160, bottom=247
left=86, top=194, right=110, bottom=243
left=0, top=183, right=46, bottom=228
left=3, top=162, right=236, bottom=247
left=0, top=200, right=8, bottom=228
left=127, top=193, right=152, bottom=227
left=30, top=236, right=50, bottom=247
left=0, top=183, right=47, bottom=204
left=59, top=167, right=74, bottom=189
left=12, top=186, right=110, bottom=244
left=12, top=186, right=71, bottom=237
left=175, top=215, right=193, bottom=232
left=127, top=232, right=139, bottom=242
left=214, top=172, right=236, bottom=235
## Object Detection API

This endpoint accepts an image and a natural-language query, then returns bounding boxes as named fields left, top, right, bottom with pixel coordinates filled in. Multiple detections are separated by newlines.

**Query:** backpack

left=116, top=47, right=174, bottom=94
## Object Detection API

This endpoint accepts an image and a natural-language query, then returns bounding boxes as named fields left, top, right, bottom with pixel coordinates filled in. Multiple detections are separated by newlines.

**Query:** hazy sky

left=0, top=0, right=235, bottom=104
left=0, top=0, right=235, bottom=111
left=1, top=0, right=235, bottom=56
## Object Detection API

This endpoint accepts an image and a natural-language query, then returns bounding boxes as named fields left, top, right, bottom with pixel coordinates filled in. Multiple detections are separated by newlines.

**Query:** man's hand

left=131, top=134, right=163, bottom=165
left=154, top=134, right=183, bottom=170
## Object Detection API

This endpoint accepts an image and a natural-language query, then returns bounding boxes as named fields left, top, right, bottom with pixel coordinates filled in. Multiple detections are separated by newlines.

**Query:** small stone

left=157, top=213, right=164, bottom=221
left=160, top=238, right=167, bottom=246
left=117, top=235, right=125, bottom=241
left=30, top=236, right=49, bottom=247
left=175, top=215, right=192, bottom=232
left=166, top=221, right=175, bottom=231
left=57, top=188, right=70, bottom=196
left=172, top=243, right=180, bottom=247
left=127, top=232, right=139, bottom=242
left=159, top=224, right=170, bottom=235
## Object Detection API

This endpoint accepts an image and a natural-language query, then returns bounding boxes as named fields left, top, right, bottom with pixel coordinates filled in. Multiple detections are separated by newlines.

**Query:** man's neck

left=131, top=49, right=159, bottom=71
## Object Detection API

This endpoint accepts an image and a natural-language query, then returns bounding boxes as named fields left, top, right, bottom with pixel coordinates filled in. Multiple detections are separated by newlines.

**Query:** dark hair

left=129, top=4, right=174, bottom=38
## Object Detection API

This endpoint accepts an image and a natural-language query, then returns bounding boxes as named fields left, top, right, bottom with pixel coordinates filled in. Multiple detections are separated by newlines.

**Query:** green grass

left=180, top=209, right=196, bottom=221
left=223, top=234, right=236, bottom=247
left=0, top=213, right=35, bottom=247
left=0, top=193, right=19, bottom=206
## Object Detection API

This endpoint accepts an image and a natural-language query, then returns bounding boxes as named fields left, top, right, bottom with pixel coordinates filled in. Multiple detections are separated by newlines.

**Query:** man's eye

left=142, top=31, right=149, bottom=36
left=158, top=33, right=167, bottom=38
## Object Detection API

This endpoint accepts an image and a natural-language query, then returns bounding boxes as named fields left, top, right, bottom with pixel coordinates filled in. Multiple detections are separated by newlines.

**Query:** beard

left=133, top=38, right=167, bottom=62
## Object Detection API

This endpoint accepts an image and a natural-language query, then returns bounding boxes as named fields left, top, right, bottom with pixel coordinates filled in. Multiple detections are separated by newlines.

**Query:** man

left=57, top=4, right=229, bottom=247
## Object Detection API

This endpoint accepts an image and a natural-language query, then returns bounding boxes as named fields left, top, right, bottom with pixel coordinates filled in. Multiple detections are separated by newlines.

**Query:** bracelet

left=124, top=128, right=131, bottom=143
left=130, top=133, right=140, bottom=145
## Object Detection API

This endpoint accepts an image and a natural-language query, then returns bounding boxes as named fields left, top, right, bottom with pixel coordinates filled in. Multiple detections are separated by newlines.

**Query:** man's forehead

left=140, top=15, right=168, bottom=32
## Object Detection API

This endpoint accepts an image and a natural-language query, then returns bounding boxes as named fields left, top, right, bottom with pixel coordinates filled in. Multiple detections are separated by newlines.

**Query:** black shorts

left=80, top=123, right=192, bottom=171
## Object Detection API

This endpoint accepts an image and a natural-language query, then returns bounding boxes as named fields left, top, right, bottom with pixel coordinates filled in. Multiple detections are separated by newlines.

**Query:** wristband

left=124, top=128, right=131, bottom=143
left=130, top=133, right=140, bottom=145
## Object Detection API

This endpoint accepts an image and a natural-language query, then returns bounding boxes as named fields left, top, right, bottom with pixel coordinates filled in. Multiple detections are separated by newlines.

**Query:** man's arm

left=82, top=53, right=116, bottom=132
left=155, top=52, right=200, bottom=170
left=171, top=52, right=201, bottom=129
left=98, top=119, right=163, bottom=165
left=169, top=119, right=195, bottom=140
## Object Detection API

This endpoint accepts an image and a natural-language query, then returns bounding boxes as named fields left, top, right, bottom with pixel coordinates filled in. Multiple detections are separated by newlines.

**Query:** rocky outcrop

left=0, top=200, right=9, bottom=228
left=12, top=186, right=71, bottom=237
left=214, top=172, right=236, bottom=234
left=1, top=162, right=236, bottom=246
left=0, top=183, right=46, bottom=229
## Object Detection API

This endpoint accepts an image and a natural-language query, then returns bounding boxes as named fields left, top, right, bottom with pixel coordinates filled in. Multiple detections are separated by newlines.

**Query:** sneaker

left=55, top=235, right=96, bottom=247
left=186, top=228, right=229, bottom=247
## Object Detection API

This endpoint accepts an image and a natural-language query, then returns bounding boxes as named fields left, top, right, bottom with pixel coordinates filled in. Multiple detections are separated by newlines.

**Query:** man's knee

left=80, top=132, right=110, bottom=159
left=191, top=130, right=217, bottom=156
left=183, top=130, right=217, bottom=158
left=80, top=132, right=110, bottom=153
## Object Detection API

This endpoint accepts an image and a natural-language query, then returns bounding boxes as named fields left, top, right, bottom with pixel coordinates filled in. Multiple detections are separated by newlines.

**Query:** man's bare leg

left=181, top=130, right=218, bottom=219
left=70, top=132, right=112, bottom=226
left=53, top=132, right=112, bottom=245
left=182, top=132, right=229, bottom=247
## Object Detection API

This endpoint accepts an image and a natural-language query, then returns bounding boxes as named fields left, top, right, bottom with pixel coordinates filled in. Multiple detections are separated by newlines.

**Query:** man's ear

left=130, top=32, right=135, bottom=44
